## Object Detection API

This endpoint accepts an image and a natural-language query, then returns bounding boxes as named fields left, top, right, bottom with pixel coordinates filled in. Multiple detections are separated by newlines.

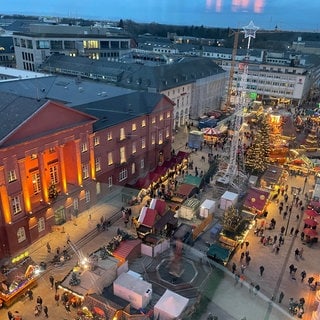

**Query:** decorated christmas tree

left=222, top=205, right=242, bottom=232
left=48, top=183, right=58, bottom=200
left=245, top=114, right=270, bottom=174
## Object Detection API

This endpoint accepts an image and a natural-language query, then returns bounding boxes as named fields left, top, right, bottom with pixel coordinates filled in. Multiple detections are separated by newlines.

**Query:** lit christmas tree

left=245, top=114, right=270, bottom=174
left=48, top=183, right=58, bottom=200
left=222, top=205, right=242, bottom=232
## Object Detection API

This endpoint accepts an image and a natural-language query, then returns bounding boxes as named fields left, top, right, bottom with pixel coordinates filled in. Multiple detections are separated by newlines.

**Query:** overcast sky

left=1, top=0, right=319, bottom=31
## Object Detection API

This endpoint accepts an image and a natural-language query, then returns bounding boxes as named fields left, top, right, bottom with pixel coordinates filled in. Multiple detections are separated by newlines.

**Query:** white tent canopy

left=154, top=289, right=189, bottom=320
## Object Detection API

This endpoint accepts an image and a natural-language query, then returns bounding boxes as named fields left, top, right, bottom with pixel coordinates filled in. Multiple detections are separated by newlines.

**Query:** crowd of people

left=227, top=174, right=319, bottom=318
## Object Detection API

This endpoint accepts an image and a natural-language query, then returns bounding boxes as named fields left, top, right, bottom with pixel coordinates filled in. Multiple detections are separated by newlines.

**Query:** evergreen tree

left=245, top=114, right=270, bottom=174
left=222, top=206, right=241, bottom=232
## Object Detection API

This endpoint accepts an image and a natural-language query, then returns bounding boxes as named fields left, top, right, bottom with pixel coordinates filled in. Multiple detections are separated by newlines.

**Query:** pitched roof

left=0, top=92, right=46, bottom=143
left=74, top=91, right=171, bottom=130
left=0, top=75, right=133, bottom=107
left=41, top=55, right=226, bottom=91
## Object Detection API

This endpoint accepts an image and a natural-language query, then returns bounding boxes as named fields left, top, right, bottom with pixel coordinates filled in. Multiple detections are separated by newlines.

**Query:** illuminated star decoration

left=242, top=21, right=259, bottom=49
left=243, top=21, right=259, bottom=39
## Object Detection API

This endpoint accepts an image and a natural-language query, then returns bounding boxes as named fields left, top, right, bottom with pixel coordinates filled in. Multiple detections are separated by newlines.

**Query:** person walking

left=49, top=275, right=54, bottom=289
left=232, top=262, right=237, bottom=274
left=54, top=292, right=60, bottom=306
left=26, top=288, right=33, bottom=300
left=290, top=227, right=294, bottom=236
left=301, top=270, right=306, bottom=282
left=299, top=247, right=304, bottom=258
left=36, top=295, right=43, bottom=305
left=43, top=305, right=49, bottom=318
left=7, top=311, right=14, bottom=320
left=46, top=242, right=51, bottom=253
left=278, top=291, right=284, bottom=303
left=259, top=265, right=265, bottom=276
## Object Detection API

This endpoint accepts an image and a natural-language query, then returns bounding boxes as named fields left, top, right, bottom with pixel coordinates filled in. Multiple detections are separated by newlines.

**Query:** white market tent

left=154, top=289, right=189, bottom=320
left=220, top=191, right=238, bottom=210
left=200, top=199, right=216, bottom=218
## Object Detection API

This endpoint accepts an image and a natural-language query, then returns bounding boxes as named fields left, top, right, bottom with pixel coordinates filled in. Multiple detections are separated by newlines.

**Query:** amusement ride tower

left=217, top=21, right=259, bottom=190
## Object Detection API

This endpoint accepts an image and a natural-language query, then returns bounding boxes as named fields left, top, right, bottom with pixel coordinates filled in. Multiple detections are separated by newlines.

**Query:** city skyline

left=1, top=0, right=319, bottom=32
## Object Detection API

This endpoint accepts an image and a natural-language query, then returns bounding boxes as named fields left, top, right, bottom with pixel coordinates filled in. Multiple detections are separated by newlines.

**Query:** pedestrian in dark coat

left=49, top=275, right=54, bottom=289
left=7, top=311, right=14, bottom=320
left=43, top=305, right=48, bottom=318
left=37, top=296, right=43, bottom=305
left=259, top=265, right=265, bottom=276
left=279, top=291, right=284, bottom=303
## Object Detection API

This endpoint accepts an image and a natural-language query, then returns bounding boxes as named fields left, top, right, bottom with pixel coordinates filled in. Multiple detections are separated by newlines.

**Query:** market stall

left=154, top=289, right=189, bottom=320
left=0, top=256, right=39, bottom=307
left=243, top=187, right=270, bottom=215
left=171, top=183, right=199, bottom=204
left=259, top=164, right=284, bottom=190
left=220, top=191, right=238, bottom=210
left=178, top=198, right=200, bottom=221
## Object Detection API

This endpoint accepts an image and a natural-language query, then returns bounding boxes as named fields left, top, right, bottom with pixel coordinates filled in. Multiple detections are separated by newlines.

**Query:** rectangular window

left=108, top=152, right=113, bottom=165
left=132, top=123, right=137, bottom=131
left=131, top=162, right=136, bottom=174
left=82, top=163, right=89, bottom=179
left=141, top=137, right=146, bottom=149
left=32, top=172, right=41, bottom=195
left=141, top=119, right=146, bottom=127
left=17, top=227, right=26, bottom=243
left=107, top=132, right=112, bottom=141
left=158, top=131, right=163, bottom=144
left=36, top=40, right=50, bottom=49
left=152, top=117, right=156, bottom=124
left=120, top=146, right=126, bottom=163
left=151, top=133, right=155, bottom=145
left=119, top=168, right=128, bottom=182
left=38, top=217, right=45, bottom=232
left=108, top=176, right=113, bottom=188
left=132, top=142, right=136, bottom=154
left=120, top=128, right=126, bottom=140
left=94, top=136, right=100, bottom=146
left=166, top=127, right=170, bottom=138
left=83, top=40, right=99, bottom=49
left=30, top=153, right=38, bottom=160
left=160, top=113, right=164, bottom=121
left=8, top=170, right=17, bottom=182
left=85, top=190, right=90, bottom=203
left=95, top=157, right=101, bottom=171
left=140, top=159, right=145, bottom=169
left=73, top=198, right=79, bottom=210
left=12, top=195, right=22, bottom=215
left=81, top=142, right=88, bottom=152
left=49, top=165, right=59, bottom=184
left=96, top=182, right=101, bottom=195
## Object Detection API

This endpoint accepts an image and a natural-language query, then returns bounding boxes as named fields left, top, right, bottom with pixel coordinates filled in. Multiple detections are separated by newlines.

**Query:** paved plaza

left=0, top=126, right=319, bottom=320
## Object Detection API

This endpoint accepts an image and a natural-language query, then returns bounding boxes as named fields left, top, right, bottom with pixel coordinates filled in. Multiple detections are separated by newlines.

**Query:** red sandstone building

left=0, top=90, right=174, bottom=258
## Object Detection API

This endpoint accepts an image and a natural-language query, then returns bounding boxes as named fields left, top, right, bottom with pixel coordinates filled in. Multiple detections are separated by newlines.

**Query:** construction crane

left=217, top=21, right=259, bottom=190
